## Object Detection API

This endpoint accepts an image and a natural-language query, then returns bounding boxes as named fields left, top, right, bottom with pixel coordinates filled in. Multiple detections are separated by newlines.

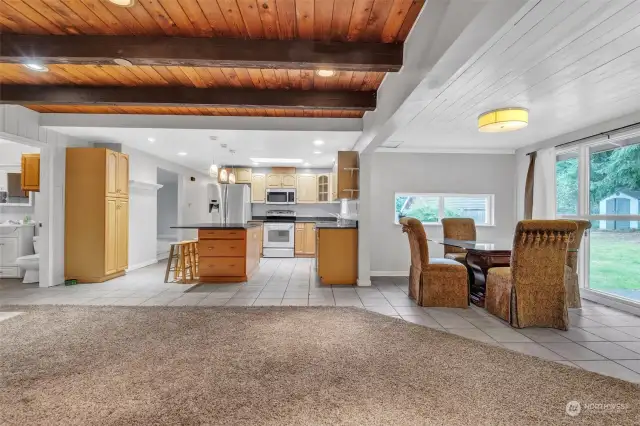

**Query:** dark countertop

left=250, top=216, right=339, bottom=222
left=315, top=220, right=358, bottom=229
left=171, top=223, right=261, bottom=229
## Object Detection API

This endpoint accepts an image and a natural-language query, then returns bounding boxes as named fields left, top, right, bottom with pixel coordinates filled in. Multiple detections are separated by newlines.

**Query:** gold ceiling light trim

left=107, top=0, right=137, bottom=7
left=478, top=108, right=529, bottom=133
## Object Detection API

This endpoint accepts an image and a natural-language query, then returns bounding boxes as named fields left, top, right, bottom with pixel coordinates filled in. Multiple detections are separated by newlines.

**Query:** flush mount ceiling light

left=147, top=137, right=155, bottom=143
left=303, top=162, right=311, bottom=166
left=177, top=152, right=187, bottom=156
left=107, top=0, right=136, bottom=7
left=113, top=58, right=134, bottom=66
left=313, top=151, right=322, bottom=155
left=313, top=139, right=324, bottom=146
left=23, top=63, right=48, bottom=72
left=478, top=108, right=528, bottom=133
left=316, top=69, right=335, bottom=77
left=250, top=158, right=303, bottom=164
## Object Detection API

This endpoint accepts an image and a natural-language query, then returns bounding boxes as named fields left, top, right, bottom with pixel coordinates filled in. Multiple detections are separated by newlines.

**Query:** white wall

left=157, top=182, right=178, bottom=237
left=120, top=146, right=214, bottom=270
left=369, top=152, right=516, bottom=274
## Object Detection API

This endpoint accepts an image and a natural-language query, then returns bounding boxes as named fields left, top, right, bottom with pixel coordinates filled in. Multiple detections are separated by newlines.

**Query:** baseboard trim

left=371, top=271, right=409, bottom=277
left=356, top=278, right=371, bottom=287
left=157, top=252, right=169, bottom=261
left=126, top=259, right=158, bottom=272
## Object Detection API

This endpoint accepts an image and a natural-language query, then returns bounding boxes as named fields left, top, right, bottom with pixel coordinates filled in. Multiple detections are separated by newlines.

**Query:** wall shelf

left=128, top=180, right=163, bottom=192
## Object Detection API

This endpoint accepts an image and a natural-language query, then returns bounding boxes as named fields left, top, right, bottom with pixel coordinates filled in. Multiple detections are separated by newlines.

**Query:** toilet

left=16, top=236, right=40, bottom=284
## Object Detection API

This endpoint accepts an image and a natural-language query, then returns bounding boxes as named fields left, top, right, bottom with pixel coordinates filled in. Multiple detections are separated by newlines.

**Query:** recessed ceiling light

left=107, top=0, right=136, bottom=7
left=250, top=158, right=303, bottom=164
left=148, top=137, right=155, bottom=143
left=313, top=151, right=322, bottom=155
left=23, top=63, right=48, bottom=72
left=252, top=162, right=259, bottom=166
left=313, top=140, right=324, bottom=146
left=177, top=152, right=187, bottom=156
left=113, top=58, right=134, bottom=67
left=316, top=70, right=335, bottom=77
left=304, top=162, right=311, bottom=166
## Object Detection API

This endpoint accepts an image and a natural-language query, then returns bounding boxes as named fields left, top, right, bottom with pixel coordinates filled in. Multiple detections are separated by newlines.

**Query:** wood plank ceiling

left=0, top=0, right=425, bottom=118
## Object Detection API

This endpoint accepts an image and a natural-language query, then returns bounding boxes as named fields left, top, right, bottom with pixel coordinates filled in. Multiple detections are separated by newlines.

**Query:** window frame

left=394, top=192, right=495, bottom=226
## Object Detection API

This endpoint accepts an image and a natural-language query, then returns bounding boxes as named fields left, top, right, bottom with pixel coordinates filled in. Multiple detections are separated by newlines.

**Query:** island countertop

left=315, top=220, right=358, bottom=229
left=171, top=223, right=261, bottom=230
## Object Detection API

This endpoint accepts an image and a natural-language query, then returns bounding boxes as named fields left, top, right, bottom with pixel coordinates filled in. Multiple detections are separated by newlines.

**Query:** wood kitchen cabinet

left=65, top=148, right=130, bottom=283
left=234, top=167, right=252, bottom=184
left=267, top=173, right=296, bottom=188
left=296, top=174, right=317, bottom=203
left=251, top=173, right=266, bottom=203
left=317, top=228, right=358, bottom=284
left=317, top=174, right=330, bottom=203
left=106, top=150, right=129, bottom=198
left=294, top=223, right=316, bottom=256
left=197, top=226, right=261, bottom=282
left=20, top=153, right=40, bottom=192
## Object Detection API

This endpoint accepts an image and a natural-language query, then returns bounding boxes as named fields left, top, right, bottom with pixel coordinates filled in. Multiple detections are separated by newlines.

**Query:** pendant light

left=219, top=167, right=229, bottom=183
left=209, top=148, right=218, bottom=179
left=228, top=171, right=236, bottom=184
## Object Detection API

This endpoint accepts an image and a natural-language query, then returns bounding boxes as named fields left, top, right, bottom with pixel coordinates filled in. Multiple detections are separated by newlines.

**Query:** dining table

left=428, top=238, right=577, bottom=308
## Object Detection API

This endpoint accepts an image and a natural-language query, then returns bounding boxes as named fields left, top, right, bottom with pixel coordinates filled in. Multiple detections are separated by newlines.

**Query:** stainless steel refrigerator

left=207, top=183, right=251, bottom=224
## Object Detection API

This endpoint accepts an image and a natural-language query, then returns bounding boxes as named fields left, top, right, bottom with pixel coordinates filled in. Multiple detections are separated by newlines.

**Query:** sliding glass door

left=556, top=135, right=640, bottom=305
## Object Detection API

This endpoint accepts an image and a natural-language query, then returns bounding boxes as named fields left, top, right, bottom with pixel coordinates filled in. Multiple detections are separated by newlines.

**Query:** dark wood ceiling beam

left=0, top=85, right=376, bottom=111
left=0, top=34, right=403, bottom=72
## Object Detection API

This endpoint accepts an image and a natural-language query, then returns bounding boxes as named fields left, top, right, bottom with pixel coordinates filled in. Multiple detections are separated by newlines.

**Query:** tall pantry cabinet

left=65, top=148, right=129, bottom=282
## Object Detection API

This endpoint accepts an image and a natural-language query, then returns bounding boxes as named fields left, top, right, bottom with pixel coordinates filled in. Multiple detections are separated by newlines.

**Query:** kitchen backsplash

left=252, top=203, right=340, bottom=217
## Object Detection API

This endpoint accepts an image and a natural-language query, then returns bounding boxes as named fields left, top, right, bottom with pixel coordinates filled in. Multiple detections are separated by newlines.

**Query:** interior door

left=105, top=150, right=118, bottom=198
left=117, top=153, right=129, bottom=198
left=105, top=198, right=118, bottom=275
left=116, top=199, right=129, bottom=271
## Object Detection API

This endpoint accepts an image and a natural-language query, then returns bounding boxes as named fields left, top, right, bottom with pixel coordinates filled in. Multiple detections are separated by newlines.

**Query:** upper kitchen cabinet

left=296, top=174, right=317, bottom=203
left=251, top=173, right=266, bottom=203
left=20, top=153, right=40, bottom=192
left=234, top=168, right=252, bottom=184
left=105, top=150, right=129, bottom=198
left=266, top=174, right=282, bottom=188
left=335, top=151, right=359, bottom=200
left=281, top=174, right=296, bottom=188
left=317, top=174, right=330, bottom=203
left=266, top=173, right=296, bottom=188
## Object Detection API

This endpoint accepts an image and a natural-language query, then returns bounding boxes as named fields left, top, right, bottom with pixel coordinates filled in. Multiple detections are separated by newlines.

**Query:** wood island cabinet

left=65, top=148, right=129, bottom=283
left=317, top=228, right=358, bottom=285
left=198, top=226, right=261, bottom=282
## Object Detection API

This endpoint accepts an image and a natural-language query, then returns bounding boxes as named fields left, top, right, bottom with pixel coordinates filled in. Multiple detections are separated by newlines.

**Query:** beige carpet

left=0, top=307, right=638, bottom=425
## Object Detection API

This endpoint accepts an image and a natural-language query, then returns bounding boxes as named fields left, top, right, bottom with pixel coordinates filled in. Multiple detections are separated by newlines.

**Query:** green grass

left=589, top=230, right=640, bottom=291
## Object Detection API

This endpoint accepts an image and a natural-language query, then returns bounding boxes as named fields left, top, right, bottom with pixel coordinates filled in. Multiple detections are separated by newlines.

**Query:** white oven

left=263, top=222, right=295, bottom=258
left=266, top=188, right=296, bottom=205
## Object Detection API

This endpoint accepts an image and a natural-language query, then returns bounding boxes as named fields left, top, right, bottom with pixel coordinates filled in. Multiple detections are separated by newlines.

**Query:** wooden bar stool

left=164, top=241, right=196, bottom=284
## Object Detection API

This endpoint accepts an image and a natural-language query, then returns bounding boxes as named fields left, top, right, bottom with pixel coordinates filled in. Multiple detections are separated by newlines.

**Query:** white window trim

left=394, top=193, right=496, bottom=227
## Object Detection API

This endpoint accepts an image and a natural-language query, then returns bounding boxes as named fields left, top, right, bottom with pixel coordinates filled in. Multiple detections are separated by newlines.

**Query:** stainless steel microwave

left=266, top=188, right=296, bottom=205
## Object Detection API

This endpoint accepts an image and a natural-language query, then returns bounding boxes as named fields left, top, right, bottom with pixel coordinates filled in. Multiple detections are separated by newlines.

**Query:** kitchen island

left=171, top=223, right=261, bottom=283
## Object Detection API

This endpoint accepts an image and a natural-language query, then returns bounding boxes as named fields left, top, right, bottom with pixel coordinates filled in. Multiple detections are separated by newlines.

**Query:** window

left=394, top=193, right=494, bottom=225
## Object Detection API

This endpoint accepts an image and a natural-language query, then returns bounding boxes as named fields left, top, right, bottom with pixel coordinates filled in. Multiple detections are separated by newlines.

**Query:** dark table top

left=171, top=223, right=261, bottom=230
left=315, top=220, right=358, bottom=229
left=428, top=238, right=577, bottom=252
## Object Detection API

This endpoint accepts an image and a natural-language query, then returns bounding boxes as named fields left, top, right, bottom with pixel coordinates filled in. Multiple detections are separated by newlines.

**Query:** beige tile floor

left=1, top=257, right=640, bottom=384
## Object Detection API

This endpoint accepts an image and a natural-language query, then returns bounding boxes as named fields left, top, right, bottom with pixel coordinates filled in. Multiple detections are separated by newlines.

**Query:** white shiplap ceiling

left=387, top=0, right=640, bottom=152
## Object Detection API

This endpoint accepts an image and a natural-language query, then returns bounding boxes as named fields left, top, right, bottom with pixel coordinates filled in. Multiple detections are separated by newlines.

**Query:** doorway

left=156, top=168, right=179, bottom=260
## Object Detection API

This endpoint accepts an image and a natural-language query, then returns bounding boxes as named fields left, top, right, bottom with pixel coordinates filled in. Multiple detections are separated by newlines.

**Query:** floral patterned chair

left=441, top=218, right=477, bottom=265
left=564, top=220, right=591, bottom=309
left=400, top=217, right=468, bottom=308
left=485, top=220, right=577, bottom=330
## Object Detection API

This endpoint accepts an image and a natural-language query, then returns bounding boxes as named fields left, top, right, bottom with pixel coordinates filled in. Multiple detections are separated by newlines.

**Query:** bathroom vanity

left=0, top=223, right=35, bottom=278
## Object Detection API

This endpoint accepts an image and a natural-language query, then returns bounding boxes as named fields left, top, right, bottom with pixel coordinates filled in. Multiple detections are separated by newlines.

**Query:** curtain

left=532, top=147, right=556, bottom=219
left=524, top=152, right=536, bottom=219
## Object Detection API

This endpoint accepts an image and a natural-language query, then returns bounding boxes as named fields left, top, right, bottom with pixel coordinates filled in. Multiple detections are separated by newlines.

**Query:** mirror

left=0, top=171, right=33, bottom=206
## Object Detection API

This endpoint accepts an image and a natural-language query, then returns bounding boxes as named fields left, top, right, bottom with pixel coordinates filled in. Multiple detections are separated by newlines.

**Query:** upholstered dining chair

left=564, top=220, right=591, bottom=309
left=485, top=220, right=577, bottom=330
left=441, top=218, right=477, bottom=265
left=400, top=217, right=468, bottom=308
